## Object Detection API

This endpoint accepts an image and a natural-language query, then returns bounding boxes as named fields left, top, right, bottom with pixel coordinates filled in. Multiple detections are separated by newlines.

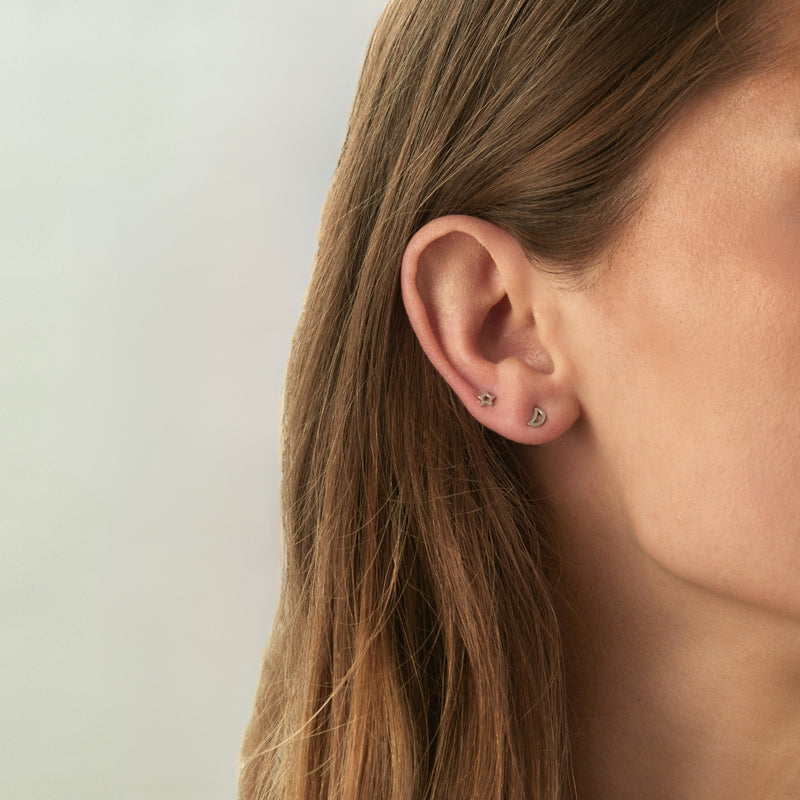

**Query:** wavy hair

left=240, top=1, right=777, bottom=797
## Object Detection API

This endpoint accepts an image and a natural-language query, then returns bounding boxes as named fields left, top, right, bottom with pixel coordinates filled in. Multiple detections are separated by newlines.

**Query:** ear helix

left=477, top=392, right=547, bottom=428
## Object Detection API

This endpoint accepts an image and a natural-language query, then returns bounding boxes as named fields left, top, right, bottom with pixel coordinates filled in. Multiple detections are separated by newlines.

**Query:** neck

left=560, top=545, right=800, bottom=800
left=525, top=441, right=800, bottom=800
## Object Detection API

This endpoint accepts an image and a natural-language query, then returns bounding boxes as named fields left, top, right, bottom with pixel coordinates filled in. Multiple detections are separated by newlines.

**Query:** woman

left=240, top=0, right=799, bottom=797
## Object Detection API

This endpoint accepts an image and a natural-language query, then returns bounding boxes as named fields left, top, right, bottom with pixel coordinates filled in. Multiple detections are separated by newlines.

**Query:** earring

left=527, top=407, right=546, bottom=428
left=477, top=393, right=496, bottom=407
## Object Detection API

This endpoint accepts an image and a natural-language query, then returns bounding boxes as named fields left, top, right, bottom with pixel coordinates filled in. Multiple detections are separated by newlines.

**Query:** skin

left=402, top=29, right=800, bottom=800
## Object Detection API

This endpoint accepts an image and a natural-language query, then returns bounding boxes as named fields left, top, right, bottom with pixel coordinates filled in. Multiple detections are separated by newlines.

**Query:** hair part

left=240, top=2, right=780, bottom=798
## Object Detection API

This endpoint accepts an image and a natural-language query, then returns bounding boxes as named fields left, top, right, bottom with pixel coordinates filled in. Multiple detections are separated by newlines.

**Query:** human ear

left=401, top=215, right=580, bottom=444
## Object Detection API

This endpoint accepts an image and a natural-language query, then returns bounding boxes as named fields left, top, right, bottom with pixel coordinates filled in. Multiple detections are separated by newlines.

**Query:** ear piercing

left=527, top=407, right=547, bottom=428
left=478, top=393, right=547, bottom=428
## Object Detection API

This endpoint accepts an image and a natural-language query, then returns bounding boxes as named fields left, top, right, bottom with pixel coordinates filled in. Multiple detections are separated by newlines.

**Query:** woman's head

left=240, top=2, right=785, bottom=798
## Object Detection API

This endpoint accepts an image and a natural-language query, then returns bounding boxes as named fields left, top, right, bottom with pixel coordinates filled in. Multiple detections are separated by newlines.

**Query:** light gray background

left=3, top=1, right=386, bottom=797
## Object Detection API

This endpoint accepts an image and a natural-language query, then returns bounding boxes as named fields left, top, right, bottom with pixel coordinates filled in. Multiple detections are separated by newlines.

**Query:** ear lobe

left=401, top=215, right=580, bottom=444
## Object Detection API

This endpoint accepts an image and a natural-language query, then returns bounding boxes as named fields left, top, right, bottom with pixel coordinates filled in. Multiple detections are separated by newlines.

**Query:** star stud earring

left=477, top=392, right=496, bottom=407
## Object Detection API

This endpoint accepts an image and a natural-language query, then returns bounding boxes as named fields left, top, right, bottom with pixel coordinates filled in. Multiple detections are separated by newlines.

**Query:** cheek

left=563, top=68, right=800, bottom=617
left=584, top=260, right=800, bottom=618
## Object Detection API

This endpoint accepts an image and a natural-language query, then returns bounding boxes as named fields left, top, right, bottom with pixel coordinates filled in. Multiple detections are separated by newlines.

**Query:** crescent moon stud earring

left=527, top=407, right=547, bottom=428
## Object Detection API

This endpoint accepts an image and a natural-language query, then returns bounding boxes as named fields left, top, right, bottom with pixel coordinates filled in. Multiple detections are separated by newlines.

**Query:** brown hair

left=240, top=1, right=777, bottom=797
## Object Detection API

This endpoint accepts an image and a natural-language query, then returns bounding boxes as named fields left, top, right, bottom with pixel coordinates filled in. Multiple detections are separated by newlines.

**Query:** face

left=557, top=44, right=800, bottom=618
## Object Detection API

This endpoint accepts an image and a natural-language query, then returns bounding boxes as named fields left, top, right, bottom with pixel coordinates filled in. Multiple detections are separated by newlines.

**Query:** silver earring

left=527, top=407, right=546, bottom=428
left=477, top=392, right=496, bottom=407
